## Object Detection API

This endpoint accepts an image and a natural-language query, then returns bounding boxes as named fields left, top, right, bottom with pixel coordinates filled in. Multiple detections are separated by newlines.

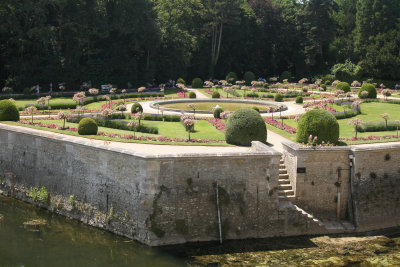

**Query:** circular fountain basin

left=150, top=99, right=287, bottom=114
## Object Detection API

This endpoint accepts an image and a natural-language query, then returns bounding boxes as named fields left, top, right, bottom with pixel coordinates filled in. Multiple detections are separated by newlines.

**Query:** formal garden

left=0, top=77, right=400, bottom=147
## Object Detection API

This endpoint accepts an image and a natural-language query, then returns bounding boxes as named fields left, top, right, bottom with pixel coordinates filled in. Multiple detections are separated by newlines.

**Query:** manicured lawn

left=161, top=102, right=274, bottom=112
left=268, top=102, right=400, bottom=144
left=14, top=97, right=75, bottom=108
left=10, top=117, right=226, bottom=143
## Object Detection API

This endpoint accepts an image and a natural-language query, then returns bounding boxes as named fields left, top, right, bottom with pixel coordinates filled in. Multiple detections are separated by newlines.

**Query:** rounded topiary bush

left=321, top=84, right=327, bottom=91
left=0, top=100, right=20, bottom=121
left=177, top=77, right=186, bottom=85
left=225, top=108, right=267, bottom=146
left=296, top=96, right=303, bottom=104
left=243, top=71, right=255, bottom=86
left=226, top=72, right=238, bottom=83
left=212, top=91, right=220, bottom=99
left=131, top=102, right=143, bottom=113
left=296, top=109, right=339, bottom=145
left=78, top=118, right=98, bottom=135
left=336, top=82, right=351, bottom=93
left=213, top=108, right=224, bottom=119
left=325, top=80, right=331, bottom=85
left=189, top=92, right=196, bottom=98
left=192, top=78, right=203, bottom=88
left=274, top=93, right=283, bottom=102
left=358, top=83, right=377, bottom=99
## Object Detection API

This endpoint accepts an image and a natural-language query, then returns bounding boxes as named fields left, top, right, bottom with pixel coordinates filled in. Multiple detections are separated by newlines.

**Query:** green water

left=0, top=195, right=186, bottom=267
left=2, top=195, right=400, bottom=266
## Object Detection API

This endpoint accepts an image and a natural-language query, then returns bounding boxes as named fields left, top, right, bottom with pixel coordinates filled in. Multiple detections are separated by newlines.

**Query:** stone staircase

left=277, top=157, right=355, bottom=235
left=278, top=157, right=295, bottom=201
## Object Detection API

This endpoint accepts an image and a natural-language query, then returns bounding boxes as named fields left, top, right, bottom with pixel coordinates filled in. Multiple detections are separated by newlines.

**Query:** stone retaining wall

left=282, top=141, right=400, bottom=230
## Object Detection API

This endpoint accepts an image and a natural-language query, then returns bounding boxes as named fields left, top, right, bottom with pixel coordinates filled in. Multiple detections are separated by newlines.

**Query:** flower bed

left=264, top=117, right=297, bottom=134
left=203, top=118, right=226, bottom=132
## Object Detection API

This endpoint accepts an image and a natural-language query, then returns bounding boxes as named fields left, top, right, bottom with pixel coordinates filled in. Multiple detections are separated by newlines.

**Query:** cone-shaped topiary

left=296, top=109, right=339, bottom=145
left=191, top=78, right=203, bottom=88
left=131, top=102, right=143, bottom=113
left=336, top=82, right=351, bottom=93
left=213, top=107, right=224, bottom=118
left=78, top=118, right=98, bottom=135
left=358, top=83, right=377, bottom=99
left=225, top=108, right=267, bottom=146
left=0, top=100, right=19, bottom=121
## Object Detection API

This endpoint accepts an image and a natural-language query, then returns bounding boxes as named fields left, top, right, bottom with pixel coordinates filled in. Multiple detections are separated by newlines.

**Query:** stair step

left=278, top=195, right=295, bottom=200
left=279, top=174, right=289, bottom=179
left=279, top=179, right=290, bottom=185
left=279, top=184, right=292, bottom=190
left=278, top=190, right=295, bottom=196
left=279, top=169, right=287, bottom=174
left=279, top=164, right=285, bottom=168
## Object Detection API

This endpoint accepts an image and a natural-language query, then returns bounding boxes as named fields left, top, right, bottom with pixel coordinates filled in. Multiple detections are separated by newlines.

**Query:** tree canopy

left=0, top=0, right=399, bottom=91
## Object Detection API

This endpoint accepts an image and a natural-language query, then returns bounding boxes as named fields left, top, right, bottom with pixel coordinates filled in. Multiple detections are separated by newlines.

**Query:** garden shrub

left=321, top=84, right=327, bottom=91
left=163, top=115, right=180, bottom=122
left=191, top=78, right=203, bottom=88
left=274, top=93, right=283, bottom=102
left=336, top=82, right=351, bottom=92
left=225, top=108, right=267, bottom=146
left=296, top=96, right=303, bottom=104
left=251, top=106, right=260, bottom=112
left=246, top=93, right=259, bottom=98
left=325, top=80, right=331, bottom=85
left=226, top=72, right=238, bottom=83
left=302, top=87, right=308, bottom=93
left=213, top=107, right=224, bottom=119
left=78, top=118, right=98, bottom=135
left=0, top=100, right=20, bottom=121
left=296, top=109, right=339, bottom=145
left=131, top=102, right=143, bottom=113
left=212, top=91, right=220, bottom=98
left=189, top=92, right=196, bottom=98
left=243, top=71, right=255, bottom=85
left=177, top=77, right=186, bottom=85
left=358, top=83, right=377, bottom=99
left=280, top=71, right=291, bottom=82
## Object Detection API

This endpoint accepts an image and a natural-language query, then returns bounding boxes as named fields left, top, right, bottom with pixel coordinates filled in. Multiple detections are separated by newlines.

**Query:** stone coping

left=282, top=140, right=400, bottom=152
left=150, top=98, right=288, bottom=114
left=0, top=123, right=281, bottom=159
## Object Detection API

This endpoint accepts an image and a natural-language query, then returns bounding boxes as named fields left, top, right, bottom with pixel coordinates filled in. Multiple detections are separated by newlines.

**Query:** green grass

left=8, top=117, right=226, bottom=144
left=14, top=97, right=75, bottom=108
left=161, top=102, right=274, bottom=112
left=273, top=102, right=400, bottom=143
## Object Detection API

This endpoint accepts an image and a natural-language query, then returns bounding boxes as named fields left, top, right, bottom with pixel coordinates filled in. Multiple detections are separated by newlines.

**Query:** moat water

left=1, top=195, right=400, bottom=266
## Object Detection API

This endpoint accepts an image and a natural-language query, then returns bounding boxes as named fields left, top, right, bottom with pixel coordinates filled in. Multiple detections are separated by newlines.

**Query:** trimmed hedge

left=213, top=107, right=224, bottom=119
left=296, top=96, right=303, bottom=104
left=274, top=93, right=283, bottom=102
left=336, top=82, right=351, bottom=93
left=23, top=102, right=77, bottom=111
left=131, top=103, right=143, bottom=113
left=163, top=115, right=181, bottom=122
left=78, top=118, right=98, bottom=135
left=212, top=91, right=220, bottom=98
left=357, top=121, right=400, bottom=132
left=189, top=92, right=197, bottom=98
left=226, top=72, right=238, bottom=83
left=358, top=83, right=377, bottom=99
left=192, top=78, right=203, bottom=88
left=246, top=93, right=259, bottom=98
left=296, top=109, right=339, bottom=145
left=0, top=100, right=20, bottom=121
left=243, top=71, right=255, bottom=86
left=225, top=109, right=267, bottom=146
